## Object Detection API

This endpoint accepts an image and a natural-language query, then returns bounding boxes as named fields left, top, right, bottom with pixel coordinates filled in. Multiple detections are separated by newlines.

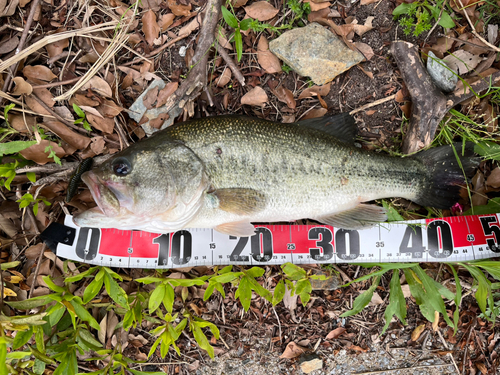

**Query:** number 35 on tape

left=40, top=214, right=500, bottom=269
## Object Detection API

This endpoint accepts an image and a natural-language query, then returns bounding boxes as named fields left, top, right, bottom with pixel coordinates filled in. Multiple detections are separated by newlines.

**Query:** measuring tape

left=39, top=214, right=500, bottom=268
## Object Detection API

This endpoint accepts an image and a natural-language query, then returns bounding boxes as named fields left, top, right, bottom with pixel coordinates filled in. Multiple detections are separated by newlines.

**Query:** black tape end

left=40, top=222, right=76, bottom=253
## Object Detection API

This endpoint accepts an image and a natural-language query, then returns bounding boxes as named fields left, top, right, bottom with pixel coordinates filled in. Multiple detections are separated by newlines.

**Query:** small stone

left=269, top=23, right=364, bottom=85
left=426, top=51, right=457, bottom=93
left=310, top=270, right=341, bottom=290
left=299, top=353, right=323, bottom=374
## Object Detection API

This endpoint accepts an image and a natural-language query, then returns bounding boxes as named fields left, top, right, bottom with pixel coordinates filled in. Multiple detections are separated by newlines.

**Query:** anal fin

left=215, top=221, right=256, bottom=237
left=316, top=204, right=387, bottom=230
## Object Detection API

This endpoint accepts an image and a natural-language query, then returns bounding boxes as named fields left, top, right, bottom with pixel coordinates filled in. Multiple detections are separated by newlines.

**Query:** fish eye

left=112, top=158, right=131, bottom=176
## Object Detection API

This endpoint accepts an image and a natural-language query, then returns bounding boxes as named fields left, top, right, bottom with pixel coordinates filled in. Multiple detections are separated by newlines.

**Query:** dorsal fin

left=297, top=113, right=357, bottom=144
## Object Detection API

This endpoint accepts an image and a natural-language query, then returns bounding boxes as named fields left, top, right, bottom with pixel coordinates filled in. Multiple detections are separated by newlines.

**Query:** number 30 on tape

left=43, top=214, right=500, bottom=269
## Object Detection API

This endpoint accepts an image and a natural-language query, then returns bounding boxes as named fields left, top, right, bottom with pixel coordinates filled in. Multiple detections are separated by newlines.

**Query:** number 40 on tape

left=41, top=214, right=500, bottom=269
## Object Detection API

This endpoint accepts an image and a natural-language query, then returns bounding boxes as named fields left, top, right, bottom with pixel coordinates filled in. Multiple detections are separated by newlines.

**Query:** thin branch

left=456, top=0, right=500, bottom=52
left=217, top=44, right=245, bottom=87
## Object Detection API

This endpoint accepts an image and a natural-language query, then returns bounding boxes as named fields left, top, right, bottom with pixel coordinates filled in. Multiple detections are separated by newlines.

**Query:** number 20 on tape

left=50, top=214, right=500, bottom=268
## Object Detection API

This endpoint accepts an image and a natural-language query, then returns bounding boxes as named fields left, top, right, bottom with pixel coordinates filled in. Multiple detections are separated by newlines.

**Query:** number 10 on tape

left=49, top=214, right=500, bottom=268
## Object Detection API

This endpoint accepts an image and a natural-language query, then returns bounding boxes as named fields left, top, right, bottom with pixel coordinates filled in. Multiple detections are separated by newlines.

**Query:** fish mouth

left=81, top=171, right=120, bottom=217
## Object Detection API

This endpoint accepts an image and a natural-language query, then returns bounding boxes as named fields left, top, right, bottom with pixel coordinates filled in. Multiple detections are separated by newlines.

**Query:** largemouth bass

left=73, top=114, right=478, bottom=236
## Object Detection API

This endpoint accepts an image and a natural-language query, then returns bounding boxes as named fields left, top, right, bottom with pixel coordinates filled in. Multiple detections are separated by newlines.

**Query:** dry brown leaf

left=301, top=108, right=328, bottom=120
left=279, top=342, right=305, bottom=359
left=25, top=243, right=44, bottom=259
left=257, top=35, right=281, bottom=74
left=411, top=324, right=426, bottom=341
left=79, top=105, right=104, bottom=118
left=156, top=82, right=178, bottom=107
left=159, top=13, right=175, bottom=32
left=178, top=13, right=201, bottom=37
left=167, top=0, right=191, bottom=17
left=87, top=114, right=115, bottom=133
left=216, top=68, right=232, bottom=87
left=432, top=311, right=440, bottom=331
left=23, top=65, right=57, bottom=83
left=149, top=113, right=169, bottom=129
left=306, top=0, right=330, bottom=11
left=0, top=0, right=18, bottom=17
left=142, top=10, right=160, bottom=46
left=139, top=0, right=161, bottom=11
left=107, top=311, right=119, bottom=339
left=232, top=0, right=248, bottom=7
left=487, top=168, right=500, bottom=188
left=12, top=77, right=33, bottom=95
left=308, top=8, right=330, bottom=24
left=9, top=114, right=36, bottom=133
left=20, top=140, right=66, bottom=165
left=43, top=119, right=91, bottom=149
left=90, top=137, right=106, bottom=155
left=81, top=76, right=113, bottom=97
left=98, top=99, right=123, bottom=118
left=0, top=36, right=19, bottom=54
left=69, top=94, right=100, bottom=107
left=244, top=1, right=279, bottom=21
left=476, top=362, right=488, bottom=374
left=354, top=42, right=374, bottom=60
left=99, top=315, right=107, bottom=345
left=443, top=50, right=481, bottom=75
left=25, top=91, right=54, bottom=116
left=46, top=37, right=69, bottom=58
left=241, top=86, right=268, bottom=106
left=360, top=0, right=378, bottom=3
left=271, top=84, right=296, bottom=109
left=298, top=83, right=331, bottom=99
left=326, top=327, right=346, bottom=339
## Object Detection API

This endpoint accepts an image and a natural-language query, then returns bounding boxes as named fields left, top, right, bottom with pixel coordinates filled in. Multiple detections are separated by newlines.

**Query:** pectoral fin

left=316, top=204, right=387, bottom=230
left=215, top=221, right=256, bottom=237
left=210, top=188, right=266, bottom=216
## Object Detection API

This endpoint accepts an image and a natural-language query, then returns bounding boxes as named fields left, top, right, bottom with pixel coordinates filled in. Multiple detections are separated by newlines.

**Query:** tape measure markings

left=43, top=214, right=500, bottom=269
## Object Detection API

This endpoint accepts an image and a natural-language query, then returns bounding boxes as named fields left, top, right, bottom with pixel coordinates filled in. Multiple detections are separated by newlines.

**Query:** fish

left=73, top=113, right=479, bottom=236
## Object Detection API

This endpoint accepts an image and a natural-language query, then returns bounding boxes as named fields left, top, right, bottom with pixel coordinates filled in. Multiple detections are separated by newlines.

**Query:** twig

left=331, top=264, right=352, bottom=283
left=456, top=0, right=500, bottom=52
left=272, top=306, right=282, bottom=342
left=349, top=95, right=396, bottom=115
left=31, top=76, right=82, bottom=89
left=28, top=242, right=47, bottom=299
left=0, top=0, right=42, bottom=103
left=355, top=363, right=454, bottom=375
left=30, top=92, right=78, bottom=129
left=216, top=44, right=245, bottom=87
left=462, top=319, right=476, bottom=375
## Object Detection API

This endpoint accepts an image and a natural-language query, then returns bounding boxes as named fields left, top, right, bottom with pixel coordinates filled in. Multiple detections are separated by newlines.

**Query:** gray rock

left=128, top=79, right=183, bottom=136
left=269, top=23, right=364, bottom=85
left=426, top=51, right=458, bottom=93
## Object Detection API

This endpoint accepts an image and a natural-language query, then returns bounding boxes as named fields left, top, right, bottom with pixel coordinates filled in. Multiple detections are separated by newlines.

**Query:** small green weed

left=221, top=0, right=310, bottom=61
left=16, top=193, right=51, bottom=216
left=72, top=104, right=92, bottom=132
left=393, top=0, right=455, bottom=37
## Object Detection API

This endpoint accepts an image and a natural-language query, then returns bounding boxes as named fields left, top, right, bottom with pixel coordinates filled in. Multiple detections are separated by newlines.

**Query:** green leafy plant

left=221, top=0, right=310, bottom=61
left=393, top=0, right=455, bottom=37
left=44, top=143, right=62, bottom=165
left=221, top=6, right=253, bottom=62
left=16, top=193, right=51, bottom=215
left=72, top=103, right=92, bottom=132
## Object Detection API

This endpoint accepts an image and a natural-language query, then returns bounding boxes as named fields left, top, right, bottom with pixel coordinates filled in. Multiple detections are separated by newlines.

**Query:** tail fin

left=412, top=143, right=479, bottom=209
